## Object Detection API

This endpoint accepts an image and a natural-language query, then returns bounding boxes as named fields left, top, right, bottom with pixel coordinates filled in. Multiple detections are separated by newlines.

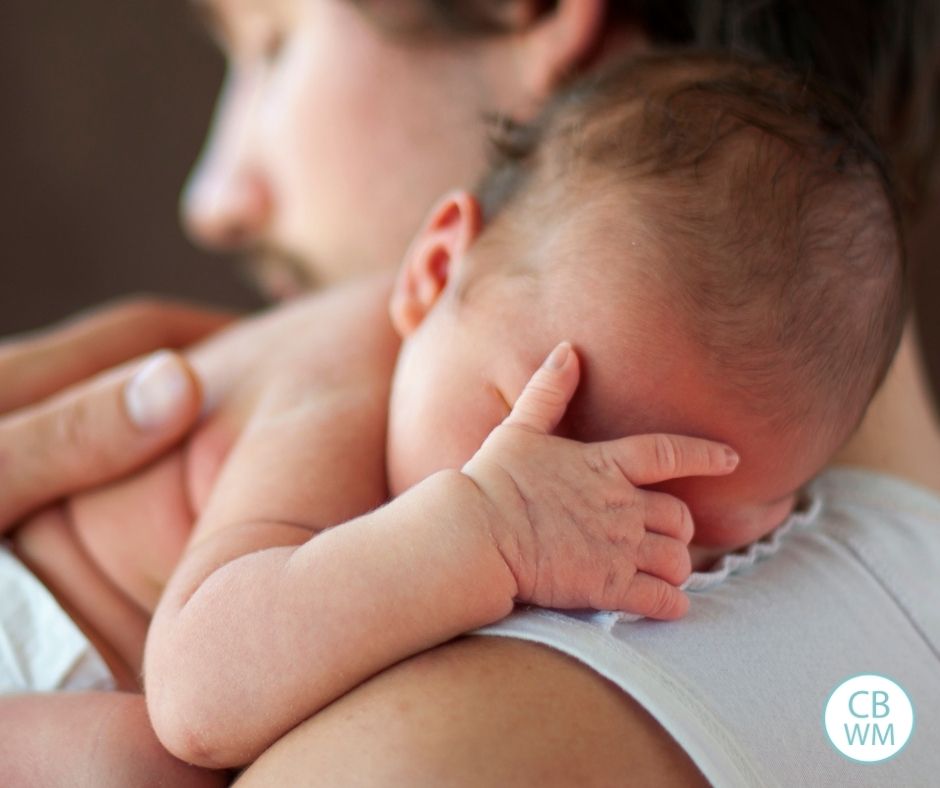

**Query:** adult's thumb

left=0, top=350, right=201, bottom=528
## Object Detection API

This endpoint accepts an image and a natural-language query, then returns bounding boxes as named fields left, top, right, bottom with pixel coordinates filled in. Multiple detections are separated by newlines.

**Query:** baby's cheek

left=652, top=472, right=797, bottom=553
left=446, top=390, right=507, bottom=467
left=387, top=388, right=503, bottom=496
left=649, top=475, right=740, bottom=545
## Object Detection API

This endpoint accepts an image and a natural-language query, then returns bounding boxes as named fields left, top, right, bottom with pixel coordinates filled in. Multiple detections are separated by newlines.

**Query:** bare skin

left=234, top=635, right=711, bottom=788
left=144, top=340, right=734, bottom=767
left=233, top=187, right=940, bottom=786
left=2, top=0, right=936, bottom=780
left=3, top=277, right=399, bottom=786
left=10, top=275, right=399, bottom=686
left=0, top=299, right=230, bottom=530
left=235, top=318, right=940, bottom=788
left=3, top=219, right=932, bottom=784
left=3, top=280, right=732, bottom=782
left=7, top=214, right=932, bottom=780
left=834, top=319, right=940, bottom=495
left=5, top=293, right=933, bottom=788
left=0, top=693, right=228, bottom=788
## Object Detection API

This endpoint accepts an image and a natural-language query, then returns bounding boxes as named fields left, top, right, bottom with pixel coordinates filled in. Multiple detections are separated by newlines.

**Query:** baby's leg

left=0, top=692, right=229, bottom=787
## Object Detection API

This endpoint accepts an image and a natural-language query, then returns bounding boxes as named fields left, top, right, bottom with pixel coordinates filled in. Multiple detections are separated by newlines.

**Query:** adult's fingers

left=502, top=342, right=580, bottom=435
left=606, top=433, right=739, bottom=487
left=0, top=297, right=234, bottom=414
left=0, top=350, right=201, bottom=528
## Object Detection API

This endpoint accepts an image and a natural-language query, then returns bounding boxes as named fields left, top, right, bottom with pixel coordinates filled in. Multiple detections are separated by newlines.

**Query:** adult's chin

left=241, top=252, right=319, bottom=303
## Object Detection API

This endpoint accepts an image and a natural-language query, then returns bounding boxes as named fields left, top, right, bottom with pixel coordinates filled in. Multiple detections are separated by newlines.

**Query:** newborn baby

left=147, top=52, right=903, bottom=767
left=6, top=52, right=904, bottom=777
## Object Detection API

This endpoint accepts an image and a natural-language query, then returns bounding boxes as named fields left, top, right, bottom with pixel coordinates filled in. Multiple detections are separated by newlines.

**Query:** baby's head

left=385, top=53, right=905, bottom=550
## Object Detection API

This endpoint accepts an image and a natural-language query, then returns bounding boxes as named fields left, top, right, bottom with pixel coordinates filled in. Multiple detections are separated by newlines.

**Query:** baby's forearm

left=146, top=470, right=516, bottom=769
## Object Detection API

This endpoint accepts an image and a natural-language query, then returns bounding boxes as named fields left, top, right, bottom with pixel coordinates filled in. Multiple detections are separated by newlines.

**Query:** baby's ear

left=389, top=190, right=483, bottom=337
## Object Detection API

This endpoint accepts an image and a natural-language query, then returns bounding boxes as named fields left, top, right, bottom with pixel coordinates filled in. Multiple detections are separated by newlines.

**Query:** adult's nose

left=180, top=70, right=272, bottom=251
left=181, top=160, right=272, bottom=251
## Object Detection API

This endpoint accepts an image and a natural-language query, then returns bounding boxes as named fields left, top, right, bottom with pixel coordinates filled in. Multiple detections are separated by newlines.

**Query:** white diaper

left=0, top=542, right=116, bottom=692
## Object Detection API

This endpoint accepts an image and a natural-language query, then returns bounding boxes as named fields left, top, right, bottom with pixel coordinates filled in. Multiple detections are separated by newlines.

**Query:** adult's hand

left=0, top=298, right=234, bottom=528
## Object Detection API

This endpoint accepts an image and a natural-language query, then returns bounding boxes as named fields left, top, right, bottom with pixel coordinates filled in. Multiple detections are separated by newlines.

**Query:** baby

left=4, top=52, right=904, bottom=780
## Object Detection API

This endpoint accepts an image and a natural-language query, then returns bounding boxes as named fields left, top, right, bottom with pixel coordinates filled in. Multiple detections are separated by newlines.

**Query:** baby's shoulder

left=253, top=280, right=399, bottom=411
left=185, top=275, right=399, bottom=509
left=190, top=271, right=397, bottom=407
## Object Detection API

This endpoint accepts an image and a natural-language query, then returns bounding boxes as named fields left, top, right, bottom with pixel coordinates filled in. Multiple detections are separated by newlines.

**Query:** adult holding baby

left=2, top=0, right=939, bottom=785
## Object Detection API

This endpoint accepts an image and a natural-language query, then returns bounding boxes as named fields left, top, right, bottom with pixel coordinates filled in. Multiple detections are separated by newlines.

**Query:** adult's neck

left=833, top=319, right=940, bottom=495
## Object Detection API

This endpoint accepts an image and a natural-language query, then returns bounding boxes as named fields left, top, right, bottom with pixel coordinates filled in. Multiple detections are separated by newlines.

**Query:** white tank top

left=474, top=468, right=940, bottom=787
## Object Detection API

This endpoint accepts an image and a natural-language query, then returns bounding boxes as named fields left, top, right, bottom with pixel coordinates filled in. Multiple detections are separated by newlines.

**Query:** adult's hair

left=667, top=0, right=940, bottom=218
left=352, top=0, right=940, bottom=217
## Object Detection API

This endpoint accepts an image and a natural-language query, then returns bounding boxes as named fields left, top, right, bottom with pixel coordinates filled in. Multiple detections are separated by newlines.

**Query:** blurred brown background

left=1, top=1, right=938, bottom=402
left=0, top=0, right=262, bottom=338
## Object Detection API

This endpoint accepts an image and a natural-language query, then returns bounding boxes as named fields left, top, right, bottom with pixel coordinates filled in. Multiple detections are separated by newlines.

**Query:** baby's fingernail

left=544, top=342, right=570, bottom=370
left=125, top=351, right=190, bottom=429
left=724, top=447, right=740, bottom=469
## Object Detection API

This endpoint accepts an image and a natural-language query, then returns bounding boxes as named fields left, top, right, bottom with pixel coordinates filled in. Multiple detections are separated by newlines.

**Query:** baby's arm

left=146, top=345, right=737, bottom=769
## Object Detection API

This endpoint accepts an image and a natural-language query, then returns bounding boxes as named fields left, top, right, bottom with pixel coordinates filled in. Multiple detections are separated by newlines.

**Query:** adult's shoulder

left=235, top=634, right=710, bottom=787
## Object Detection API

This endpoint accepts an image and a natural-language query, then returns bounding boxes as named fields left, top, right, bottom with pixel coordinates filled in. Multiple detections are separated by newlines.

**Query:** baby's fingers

left=642, top=490, right=694, bottom=543
left=503, top=342, right=579, bottom=435
left=624, top=573, right=690, bottom=621
left=609, top=433, right=739, bottom=486
left=636, top=533, right=692, bottom=586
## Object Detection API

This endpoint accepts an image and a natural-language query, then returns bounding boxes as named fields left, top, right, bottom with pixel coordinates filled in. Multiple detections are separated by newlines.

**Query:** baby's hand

left=462, top=342, right=739, bottom=620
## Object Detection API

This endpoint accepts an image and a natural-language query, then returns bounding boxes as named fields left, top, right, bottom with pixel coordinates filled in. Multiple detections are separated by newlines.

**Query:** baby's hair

left=477, top=52, right=906, bottom=440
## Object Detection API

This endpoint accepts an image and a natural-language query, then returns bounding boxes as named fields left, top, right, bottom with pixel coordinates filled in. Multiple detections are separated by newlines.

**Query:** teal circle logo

left=824, top=674, right=914, bottom=762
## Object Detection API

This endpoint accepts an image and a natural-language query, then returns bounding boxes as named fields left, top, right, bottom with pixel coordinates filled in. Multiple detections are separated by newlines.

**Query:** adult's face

left=182, top=0, right=541, bottom=299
